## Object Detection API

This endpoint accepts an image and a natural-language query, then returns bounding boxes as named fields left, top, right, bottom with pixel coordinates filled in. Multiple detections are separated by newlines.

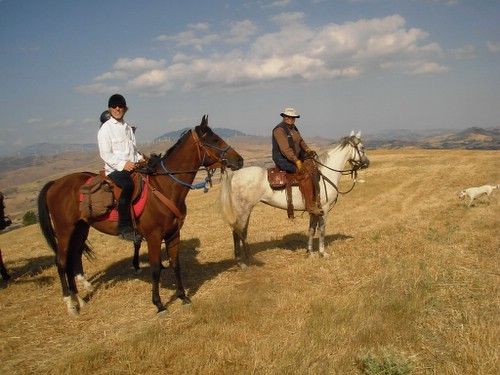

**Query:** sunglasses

left=111, top=104, right=127, bottom=109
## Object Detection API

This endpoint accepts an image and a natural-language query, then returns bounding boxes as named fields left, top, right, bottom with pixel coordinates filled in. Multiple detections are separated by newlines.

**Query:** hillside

left=0, top=148, right=498, bottom=374
left=364, top=126, right=499, bottom=149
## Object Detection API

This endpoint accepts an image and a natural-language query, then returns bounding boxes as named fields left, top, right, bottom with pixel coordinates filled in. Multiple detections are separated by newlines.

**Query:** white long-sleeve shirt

left=97, top=117, right=143, bottom=175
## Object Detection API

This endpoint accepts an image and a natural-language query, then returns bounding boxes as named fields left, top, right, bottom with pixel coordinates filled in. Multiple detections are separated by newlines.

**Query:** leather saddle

left=267, top=166, right=299, bottom=189
left=267, top=166, right=299, bottom=219
left=99, top=171, right=144, bottom=204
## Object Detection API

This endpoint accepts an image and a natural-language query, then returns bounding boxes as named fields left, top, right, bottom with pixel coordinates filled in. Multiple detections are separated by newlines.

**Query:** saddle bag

left=79, top=176, right=114, bottom=220
left=268, top=167, right=287, bottom=189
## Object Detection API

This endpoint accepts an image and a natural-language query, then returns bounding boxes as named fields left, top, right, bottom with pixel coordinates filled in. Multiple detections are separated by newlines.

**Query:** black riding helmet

left=100, top=110, right=111, bottom=125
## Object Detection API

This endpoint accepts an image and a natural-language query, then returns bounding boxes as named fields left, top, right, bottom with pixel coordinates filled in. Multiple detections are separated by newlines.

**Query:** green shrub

left=359, top=352, right=412, bottom=375
left=22, top=210, right=38, bottom=226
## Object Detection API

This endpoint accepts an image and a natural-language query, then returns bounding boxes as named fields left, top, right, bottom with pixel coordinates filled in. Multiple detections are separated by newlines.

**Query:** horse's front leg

left=318, top=215, right=329, bottom=258
left=167, top=233, right=190, bottom=304
left=307, top=214, right=318, bottom=255
left=146, top=236, right=165, bottom=313
left=132, top=236, right=142, bottom=274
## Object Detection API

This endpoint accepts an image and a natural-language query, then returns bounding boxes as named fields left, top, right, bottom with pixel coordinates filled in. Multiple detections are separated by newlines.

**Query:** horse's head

left=193, top=115, right=244, bottom=171
left=346, top=130, right=370, bottom=170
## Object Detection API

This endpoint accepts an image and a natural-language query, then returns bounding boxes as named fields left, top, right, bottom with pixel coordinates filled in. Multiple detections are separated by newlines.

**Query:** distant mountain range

left=153, top=127, right=247, bottom=143
left=9, top=142, right=97, bottom=157
left=3, top=126, right=498, bottom=160
left=364, top=126, right=499, bottom=150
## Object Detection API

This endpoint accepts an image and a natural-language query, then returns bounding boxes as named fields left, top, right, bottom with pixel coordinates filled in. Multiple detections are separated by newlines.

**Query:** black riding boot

left=117, top=200, right=135, bottom=241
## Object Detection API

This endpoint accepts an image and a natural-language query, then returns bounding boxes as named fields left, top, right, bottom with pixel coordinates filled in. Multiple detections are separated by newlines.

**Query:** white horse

left=219, top=131, right=370, bottom=266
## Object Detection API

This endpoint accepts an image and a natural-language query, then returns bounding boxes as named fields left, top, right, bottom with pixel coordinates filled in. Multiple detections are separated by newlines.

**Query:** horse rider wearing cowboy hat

left=272, top=107, right=323, bottom=216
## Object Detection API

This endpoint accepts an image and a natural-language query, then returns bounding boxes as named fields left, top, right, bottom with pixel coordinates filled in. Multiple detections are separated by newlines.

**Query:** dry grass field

left=0, top=148, right=498, bottom=374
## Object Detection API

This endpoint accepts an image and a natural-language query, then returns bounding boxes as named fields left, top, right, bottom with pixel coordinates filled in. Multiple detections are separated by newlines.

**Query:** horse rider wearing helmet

left=272, top=107, right=323, bottom=216
left=97, top=94, right=143, bottom=241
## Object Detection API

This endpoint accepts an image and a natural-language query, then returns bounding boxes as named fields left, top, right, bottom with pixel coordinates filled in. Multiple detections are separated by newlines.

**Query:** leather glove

left=295, top=160, right=303, bottom=171
left=306, top=149, right=318, bottom=158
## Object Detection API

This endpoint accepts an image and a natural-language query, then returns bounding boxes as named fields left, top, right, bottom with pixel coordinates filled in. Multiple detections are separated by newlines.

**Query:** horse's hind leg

left=233, top=230, right=246, bottom=269
left=146, top=235, right=167, bottom=313
left=71, top=223, right=93, bottom=296
left=132, top=236, right=143, bottom=274
left=56, top=251, right=79, bottom=316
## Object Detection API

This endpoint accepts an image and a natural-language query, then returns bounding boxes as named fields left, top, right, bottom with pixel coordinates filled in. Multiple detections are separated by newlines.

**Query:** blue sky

left=0, top=0, right=499, bottom=155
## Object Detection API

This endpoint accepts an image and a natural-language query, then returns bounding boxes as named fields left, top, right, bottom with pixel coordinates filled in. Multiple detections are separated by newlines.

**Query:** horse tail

left=37, top=181, right=58, bottom=253
left=219, top=169, right=238, bottom=227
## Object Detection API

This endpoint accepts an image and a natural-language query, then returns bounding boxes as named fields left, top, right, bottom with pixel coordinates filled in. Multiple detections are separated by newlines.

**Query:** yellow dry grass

left=0, top=149, right=499, bottom=374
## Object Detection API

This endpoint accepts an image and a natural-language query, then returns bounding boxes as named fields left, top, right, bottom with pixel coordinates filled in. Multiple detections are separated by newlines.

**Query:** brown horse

left=0, top=192, right=12, bottom=281
left=37, top=116, right=243, bottom=315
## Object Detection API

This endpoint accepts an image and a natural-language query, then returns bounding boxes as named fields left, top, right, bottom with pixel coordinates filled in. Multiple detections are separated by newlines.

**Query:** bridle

left=157, top=128, right=233, bottom=191
left=191, top=128, right=234, bottom=170
left=314, top=136, right=366, bottom=196
left=314, top=137, right=366, bottom=175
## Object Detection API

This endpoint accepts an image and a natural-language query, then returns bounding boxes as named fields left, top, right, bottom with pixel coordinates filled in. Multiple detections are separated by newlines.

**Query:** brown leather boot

left=296, top=169, right=323, bottom=216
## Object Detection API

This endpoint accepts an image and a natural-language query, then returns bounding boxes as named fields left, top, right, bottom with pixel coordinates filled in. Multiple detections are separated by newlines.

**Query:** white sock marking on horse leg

left=76, top=273, right=94, bottom=292
left=63, top=296, right=79, bottom=316
left=76, top=294, right=86, bottom=307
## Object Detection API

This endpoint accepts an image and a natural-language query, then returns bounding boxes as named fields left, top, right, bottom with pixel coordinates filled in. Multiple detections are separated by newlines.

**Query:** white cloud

left=410, top=61, right=449, bottom=75
left=271, top=12, right=305, bottom=25
left=78, top=14, right=447, bottom=95
left=266, top=0, right=292, bottom=8
left=113, top=57, right=166, bottom=72
left=27, top=118, right=42, bottom=124
left=449, top=44, right=475, bottom=59
left=155, top=25, right=220, bottom=51
left=487, top=41, right=500, bottom=53
left=226, top=20, right=258, bottom=44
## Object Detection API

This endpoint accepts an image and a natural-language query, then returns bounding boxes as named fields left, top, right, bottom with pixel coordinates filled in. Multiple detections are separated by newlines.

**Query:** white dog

left=458, top=184, right=499, bottom=206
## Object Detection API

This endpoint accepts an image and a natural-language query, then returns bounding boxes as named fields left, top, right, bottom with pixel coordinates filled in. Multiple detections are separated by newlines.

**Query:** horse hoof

left=180, top=296, right=192, bottom=305
left=237, top=262, right=248, bottom=270
left=157, top=308, right=168, bottom=316
left=76, top=295, right=86, bottom=307
left=67, top=305, right=79, bottom=316
left=134, top=268, right=142, bottom=276
left=307, top=251, right=318, bottom=258
left=319, top=251, right=330, bottom=258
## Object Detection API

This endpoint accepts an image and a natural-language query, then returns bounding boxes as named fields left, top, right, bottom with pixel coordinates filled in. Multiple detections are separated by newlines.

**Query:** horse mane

left=164, top=129, right=192, bottom=159
left=139, top=129, right=194, bottom=174
left=339, top=136, right=354, bottom=149
left=317, top=136, right=354, bottom=165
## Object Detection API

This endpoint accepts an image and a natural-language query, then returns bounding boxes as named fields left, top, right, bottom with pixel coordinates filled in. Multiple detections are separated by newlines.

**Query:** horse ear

left=355, top=130, right=361, bottom=138
left=200, top=115, right=208, bottom=129
left=349, top=130, right=355, bottom=137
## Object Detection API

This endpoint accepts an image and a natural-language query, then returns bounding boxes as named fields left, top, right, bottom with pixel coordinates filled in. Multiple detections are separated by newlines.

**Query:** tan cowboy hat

left=280, top=107, right=300, bottom=118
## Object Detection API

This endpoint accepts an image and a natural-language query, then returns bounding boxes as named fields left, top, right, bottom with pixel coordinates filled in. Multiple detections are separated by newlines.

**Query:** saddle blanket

left=79, top=176, right=149, bottom=222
